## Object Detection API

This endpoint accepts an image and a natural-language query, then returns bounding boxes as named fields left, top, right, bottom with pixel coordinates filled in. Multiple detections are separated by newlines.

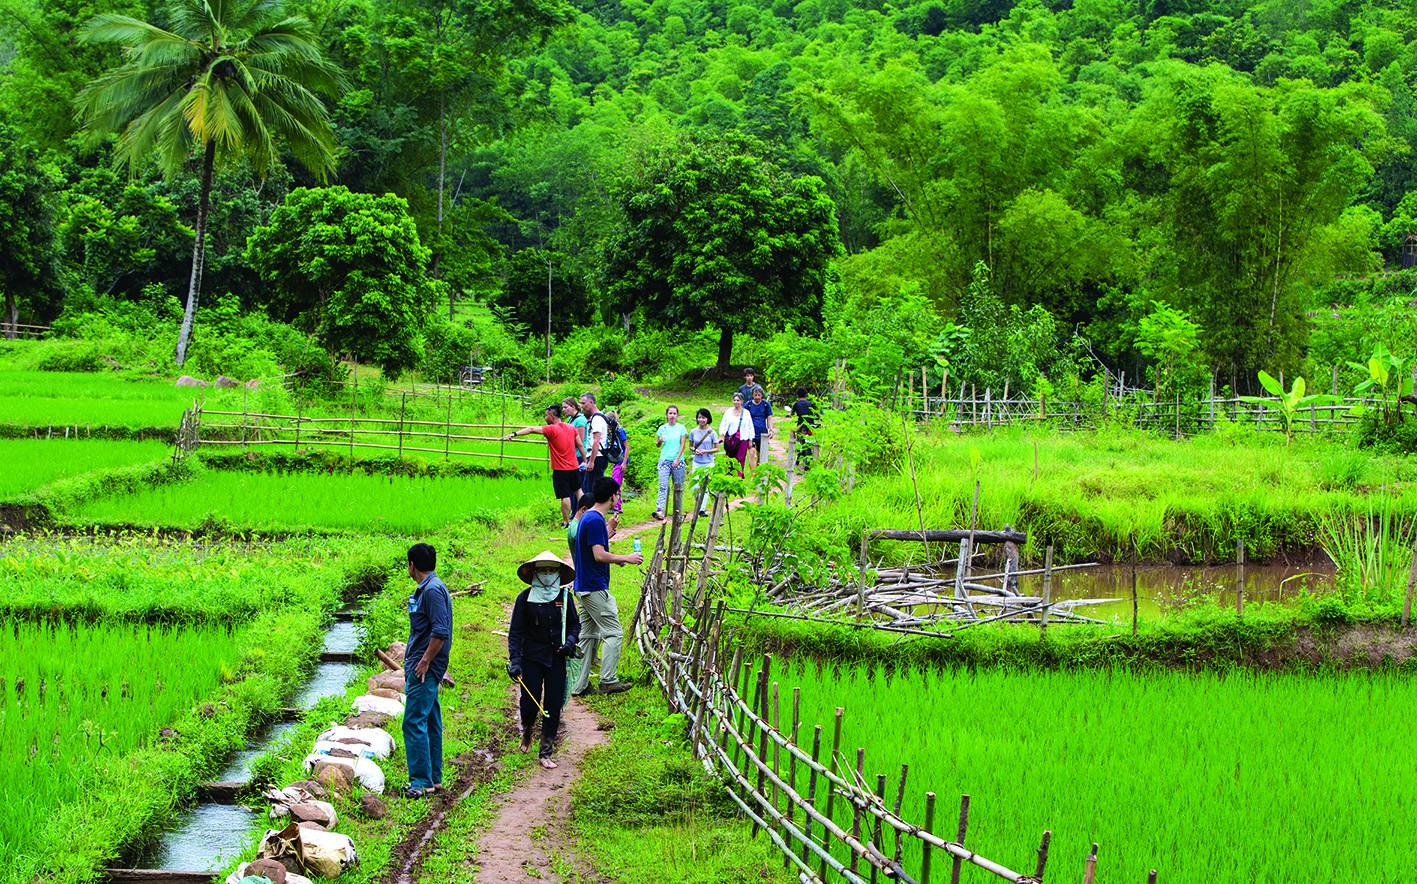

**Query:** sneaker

left=598, top=682, right=631, bottom=695
left=571, top=688, right=595, bottom=698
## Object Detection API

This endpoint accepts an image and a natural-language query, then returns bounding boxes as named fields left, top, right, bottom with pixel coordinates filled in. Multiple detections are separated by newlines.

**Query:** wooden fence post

left=1083, top=843, right=1099, bottom=884
left=857, top=532, right=869, bottom=622
left=499, top=389, right=507, bottom=463
left=946, top=793, right=965, bottom=884
left=820, top=708, right=843, bottom=881
left=398, top=394, right=406, bottom=458
left=920, top=793, right=940, bottom=883
left=444, top=396, right=452, bottom=460
left=1130, top=534, right=1139, bottom=638
left=1040, top=544, right=1054, bottom=636
left=1403, top=537, right=1417, bottom=628
left=1236, top=538, right=1245, bottom=616
left=1033, top=830, right=1051, bottom=881
left=293, top=401, right=303, bottom=453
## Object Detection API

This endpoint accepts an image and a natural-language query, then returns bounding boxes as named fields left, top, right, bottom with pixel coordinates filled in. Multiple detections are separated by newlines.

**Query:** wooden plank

left=868, top=528, right=1027, bottom=545
left=196, top=780, right=249, bottom=803
left=103, top=871, right=216, bottom=883
left=320, top=650, right=357, bottom=664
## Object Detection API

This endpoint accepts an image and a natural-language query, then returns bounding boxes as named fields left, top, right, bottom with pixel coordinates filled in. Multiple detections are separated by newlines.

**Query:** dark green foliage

left=246, top=187, right=435, bottom=376
left=605, top=133, right=843, bottom=369
left=497, top=247, right=590, bottom=336
left=0, top=118, right=64, bottom=327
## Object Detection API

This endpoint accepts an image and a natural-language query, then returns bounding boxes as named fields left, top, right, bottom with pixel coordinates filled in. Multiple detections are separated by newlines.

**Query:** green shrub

left=599, top=373, right=638, bottom=410
left=762, top=329, right=834, bottom=391
left=549, top=325, right=623, bottom=382
left=420, top=317, right=476, bottom=383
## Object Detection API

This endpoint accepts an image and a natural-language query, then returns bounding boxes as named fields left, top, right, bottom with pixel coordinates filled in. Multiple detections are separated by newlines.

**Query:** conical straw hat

left=517, top=550, right=575, bottom=586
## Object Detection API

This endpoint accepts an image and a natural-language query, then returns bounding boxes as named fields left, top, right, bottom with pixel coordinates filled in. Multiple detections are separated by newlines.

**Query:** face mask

left=528, top=568, right=562, bottom=603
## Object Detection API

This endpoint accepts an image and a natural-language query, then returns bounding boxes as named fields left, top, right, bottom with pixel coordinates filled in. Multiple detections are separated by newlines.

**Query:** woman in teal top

left=653, top=405, right=689, bottom=520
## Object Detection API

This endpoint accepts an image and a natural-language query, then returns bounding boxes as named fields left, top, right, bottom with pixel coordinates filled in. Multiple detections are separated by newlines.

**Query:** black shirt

left=508, top=588, right=581, bottom=668
left=791, top=397, right=819, bottom=432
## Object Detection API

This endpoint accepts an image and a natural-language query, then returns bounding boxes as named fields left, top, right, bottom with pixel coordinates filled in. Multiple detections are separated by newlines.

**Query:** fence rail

left=632, top=493, right=1153, bottom=883
left=2, top=322, right=51, bottom=339
left=898, top=390, right=1372, bottom=436
left=172, top=400, right=545, bottom=465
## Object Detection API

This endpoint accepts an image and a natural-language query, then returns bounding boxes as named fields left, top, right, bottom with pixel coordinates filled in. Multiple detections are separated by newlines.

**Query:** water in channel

left=127, top=616, right=366, bottom=872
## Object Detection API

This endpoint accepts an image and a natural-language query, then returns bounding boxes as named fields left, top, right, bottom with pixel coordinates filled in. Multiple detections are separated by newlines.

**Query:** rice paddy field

left=0, top=620, right=244, bottom=861
left=69, top=467, right=544, bottom=533
left=0, top=370, right=247, bottom=429
left=0, top=535, right=367, bottom=623
left=808, top=426, right=1417, bottom=562
left=785, top=658, right=1417, bottom=883
left=0, top=438, right=169, bottom=499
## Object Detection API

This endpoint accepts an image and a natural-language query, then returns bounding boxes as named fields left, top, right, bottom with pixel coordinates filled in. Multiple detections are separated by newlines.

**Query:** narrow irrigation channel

left=108, top=608, right=367, bottom=881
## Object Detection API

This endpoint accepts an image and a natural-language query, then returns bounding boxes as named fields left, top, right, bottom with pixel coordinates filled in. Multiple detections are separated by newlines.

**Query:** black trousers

left=518, top=658, right=567, bottom=757
left=581, top=455, right=608, bottom=494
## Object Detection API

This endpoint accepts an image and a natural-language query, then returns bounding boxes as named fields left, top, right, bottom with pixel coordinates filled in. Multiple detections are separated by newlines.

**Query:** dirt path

left=471, top=691, right=610, bottom=883
left=613, top=415, right=798, bottom=542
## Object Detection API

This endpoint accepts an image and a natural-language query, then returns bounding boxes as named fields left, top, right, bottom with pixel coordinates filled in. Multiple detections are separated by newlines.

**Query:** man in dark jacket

left=507, top=550, right=581, bottom=769
left=404, top=543, right=452, bottom=797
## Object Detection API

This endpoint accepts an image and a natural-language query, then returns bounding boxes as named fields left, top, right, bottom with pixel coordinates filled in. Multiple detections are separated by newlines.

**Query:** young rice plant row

left=0, top=620, right=243, bottom=860
left=0, top=439, right=168, bottom=500
left=786, top=658, right=1417, bottom=883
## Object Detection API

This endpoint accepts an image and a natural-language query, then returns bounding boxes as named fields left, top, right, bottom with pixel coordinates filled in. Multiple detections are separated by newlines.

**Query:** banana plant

left=1346, top=345, right=1414, bottom=425
left=1239, top=371, right=1338, bottom=443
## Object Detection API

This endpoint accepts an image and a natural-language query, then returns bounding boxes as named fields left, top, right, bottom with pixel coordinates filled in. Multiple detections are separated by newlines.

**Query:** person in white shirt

left=578, top=392, right=610, bottom=496
left=719, top=392, right=755, bottom=477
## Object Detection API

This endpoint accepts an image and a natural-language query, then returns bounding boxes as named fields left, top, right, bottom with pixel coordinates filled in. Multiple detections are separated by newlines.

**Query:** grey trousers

left=572, top=589, right=623, bottom=693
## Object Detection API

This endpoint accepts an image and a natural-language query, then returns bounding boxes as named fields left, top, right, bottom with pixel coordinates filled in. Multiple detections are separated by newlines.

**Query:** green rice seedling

left=0, top=620, right=243, bottom=860
left=0, top=534, right=368, bottom=623
left=783, top=658, right=1417, bottom=883
left=70, top=468, right=543, bottom=533
left=0, top=370, right=251, bottom=429
left=0, top=438, right=169, bottom=500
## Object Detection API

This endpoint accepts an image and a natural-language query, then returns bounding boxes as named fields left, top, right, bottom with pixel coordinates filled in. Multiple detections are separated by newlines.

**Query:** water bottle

left=632, top=537, right=642, bottom=556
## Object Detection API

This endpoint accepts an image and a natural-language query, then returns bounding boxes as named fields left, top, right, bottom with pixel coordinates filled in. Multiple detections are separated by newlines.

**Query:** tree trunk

left=717, top=326, right=734, bottom=371
left=3, top=290, right=17, bottom=339
left=175, top=140, right=216, bottom=368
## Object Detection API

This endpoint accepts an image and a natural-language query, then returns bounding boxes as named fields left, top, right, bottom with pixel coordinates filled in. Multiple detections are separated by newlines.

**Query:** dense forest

left=2, top=0, right=1416, bottom=397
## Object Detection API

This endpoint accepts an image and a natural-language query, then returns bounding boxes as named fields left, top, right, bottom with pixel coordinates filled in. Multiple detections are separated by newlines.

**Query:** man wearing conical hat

left=507, top=550, right=581, bottom=768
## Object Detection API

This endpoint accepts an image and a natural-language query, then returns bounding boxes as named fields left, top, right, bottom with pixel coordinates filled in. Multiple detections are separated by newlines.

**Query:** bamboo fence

left=1, top=321, right=51, bottom=339
left=631, top=492, right=1155, bottom=883
left=171, top=397, right=544, bottom=466
left=869, top=366, right=1375, bottom=437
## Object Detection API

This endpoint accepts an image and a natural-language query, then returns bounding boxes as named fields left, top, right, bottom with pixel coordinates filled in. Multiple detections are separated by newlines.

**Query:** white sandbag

left=311, top=739, right=381, bottom=760
left=317, top=725, right=395, bottom=757
left=301, top=752, right=386, bottom=793
left=226, top=861, right=314, bottom=884
left=267, top=795, right=337, bottom=829
left=352, top=693, right=403, bottom=716
left=301, top=828, right=359, bottom=878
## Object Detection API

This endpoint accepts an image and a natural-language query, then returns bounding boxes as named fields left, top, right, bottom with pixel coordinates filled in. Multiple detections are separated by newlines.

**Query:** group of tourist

left=399, top=370, right=820, bottom=783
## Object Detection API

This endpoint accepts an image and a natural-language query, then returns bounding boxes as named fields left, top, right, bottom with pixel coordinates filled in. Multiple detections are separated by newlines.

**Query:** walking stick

left=516, top=675, right=550, bottom=719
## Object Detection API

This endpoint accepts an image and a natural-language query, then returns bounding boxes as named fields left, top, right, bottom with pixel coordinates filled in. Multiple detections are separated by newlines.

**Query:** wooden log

left=1404, top=537, right=1417, bottom=628
left=802, top=724, right=822, bottom=867
left=1034, top=830, right=1051, bottom=880
left=868, top=528, right=1027, bottom=545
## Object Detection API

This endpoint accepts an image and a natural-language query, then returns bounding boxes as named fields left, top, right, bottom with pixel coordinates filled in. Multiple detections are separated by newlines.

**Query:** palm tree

left=77, top=0, right=343, bottom=367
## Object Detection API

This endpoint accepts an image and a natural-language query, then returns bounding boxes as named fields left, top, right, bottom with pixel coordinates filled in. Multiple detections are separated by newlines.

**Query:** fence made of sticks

left=631, top=492, right=1155, bottom=884
left=864, top=365, right=1382, bottom=438
left=1, top=322, right=51, bottom=340
left=171, top=396, right=544, bottom=466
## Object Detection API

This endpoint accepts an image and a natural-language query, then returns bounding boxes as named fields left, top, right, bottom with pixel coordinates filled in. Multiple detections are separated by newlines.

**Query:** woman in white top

left=719, top=392, right=756, bottom=477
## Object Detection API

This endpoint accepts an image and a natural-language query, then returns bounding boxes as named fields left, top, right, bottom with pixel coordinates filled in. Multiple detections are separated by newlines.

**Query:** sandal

left=401, top=785, right=432, bottom=799
left=539, top=757, right=558, bottom=770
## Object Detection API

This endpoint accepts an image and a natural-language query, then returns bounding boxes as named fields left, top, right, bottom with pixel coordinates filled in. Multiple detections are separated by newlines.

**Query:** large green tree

left=76, top=0, right=342, bottom=366
left=605, top=134, right=842, bottom=370
left=245, top=186, right=435, bottom=376
left=0, top=118, right=63, bottom=334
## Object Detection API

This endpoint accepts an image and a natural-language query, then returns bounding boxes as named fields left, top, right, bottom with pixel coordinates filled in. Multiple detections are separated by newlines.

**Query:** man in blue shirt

left=570, top=477, right=643, bottom=696
left=403, top=542, right=452, bottom=797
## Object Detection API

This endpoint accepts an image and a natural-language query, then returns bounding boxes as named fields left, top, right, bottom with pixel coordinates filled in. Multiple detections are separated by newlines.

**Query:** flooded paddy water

left=1042, top=559, right=1334, bottom=622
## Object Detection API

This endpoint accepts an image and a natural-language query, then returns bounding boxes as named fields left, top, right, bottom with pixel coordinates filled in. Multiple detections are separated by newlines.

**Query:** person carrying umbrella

left=507, top=550, right=581, bottom=769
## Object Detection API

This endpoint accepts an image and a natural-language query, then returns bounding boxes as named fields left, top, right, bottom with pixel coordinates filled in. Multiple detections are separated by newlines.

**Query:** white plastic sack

left=301, top=828, right=359, bottom=878
left=226, top=862, right=314, bottom=884
left=317, top=725, right=395, bottom=757
left=302, top=752, right=386, bottom=793
left=268, top=796, right=337, bottom=828
left=311, top=739, right=381, bottom=760
left=352, top=693, right=403, bottom=716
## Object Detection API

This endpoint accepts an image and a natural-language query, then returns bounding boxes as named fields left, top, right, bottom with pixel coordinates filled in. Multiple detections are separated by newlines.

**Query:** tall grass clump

left=0, top=620, right=243, bottom=859
left=1317, top=494, right=1416, bottom=606
left=800, top=426, right=1414, bottom=563
left=785, top=658, right=1417, bottom=883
